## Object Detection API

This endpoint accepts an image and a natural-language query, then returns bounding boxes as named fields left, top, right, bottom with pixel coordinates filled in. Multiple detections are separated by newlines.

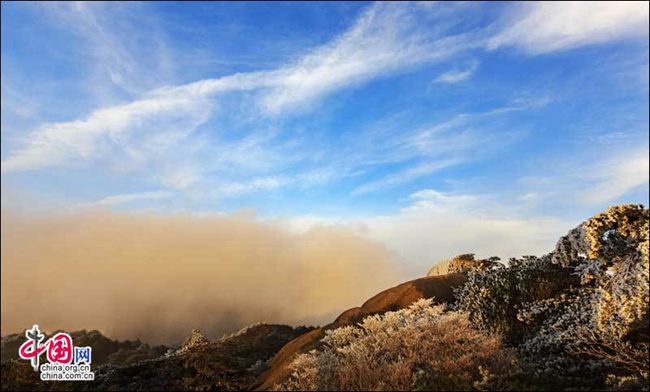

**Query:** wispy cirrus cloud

left=85, top=190, right=173, bottom=207
left=1, top=92, right=212, bottom=175
left=488, top=1, right=649, bottom=54
left=405, top=189, right=480, bottom=212
left=44, top=2, right=174, bottom=98
left=211, top=176, right=290, bottom=198
left=434, top=60, right=479, bottom=84
left=583, top=150, right=650, bottom=204
left=517, top=144, right=649, bottom=209
left=351, top=159, right=461, bottom=196
left=258, top=3, right=480, bottom=114
left=349, top=98, right=546, bottom=195
left=2, top=1, right=647, bottom=216
left=1, top=3, right=478, bottom=182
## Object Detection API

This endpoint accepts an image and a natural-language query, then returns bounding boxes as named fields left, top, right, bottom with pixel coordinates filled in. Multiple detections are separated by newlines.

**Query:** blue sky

left=2, top=2, right=649, bottom=269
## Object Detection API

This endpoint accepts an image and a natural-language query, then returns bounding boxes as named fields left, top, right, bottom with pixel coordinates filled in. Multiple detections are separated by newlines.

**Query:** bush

left=552, top=204, right=649, bottom=341
left=518, top=205, right=649, bottom=385
left=457, top=205, right=649, bottom=388
left=455, top=255, right=578, bottom=344
left=274, top=299, right=517, bottom=391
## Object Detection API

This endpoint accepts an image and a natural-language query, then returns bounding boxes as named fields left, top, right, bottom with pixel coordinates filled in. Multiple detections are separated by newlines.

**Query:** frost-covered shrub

left=455, top=255, right=577, bottom=344
left=518, top=205, right=649, bottom=383
left=275, top=299, right=516, bottom=391
left=516, top=290, right=606, bottom=376
left=555, top=205, right=649, bottom=340
left=448, top=253, right=503, bottom=274
left=458, top=205, right=649, bottom=387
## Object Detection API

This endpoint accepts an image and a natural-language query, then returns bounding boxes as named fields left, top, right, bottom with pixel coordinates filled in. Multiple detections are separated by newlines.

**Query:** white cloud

left=285, top=146, right=649, bottom=274
left=45, top=2, right=173, bottom=97
left=405, top=189, right=480, bottom=212
left=259, top=3, right=478, bottom=114
left=434, top=60, right=479, bottom=83
left=351, top=158, right=460, bottom=195
left=0, top=85, right=38, bottom=119
left=86, top=190, right=172, bottom=207
left=348, top=99, right=541, bottom=196
left=214, top=176, right=290, bottom=197
left=158, top=165, right=202, bottom=190
left=364, top=208, right=571, bottom=275
left=517, top=146, right=650, bottom=207
left=489, top=2, right=650, bottom=54
left=285, top=188, right=575, bottom=276
left=1, top=2, right=478, bottom=181
left=3, top=1, right=645, bottom=211
left=582, top=150, right=650, bottom=204
left=1, top=93, right=212, bottom=173
left=201, top=168, right=345, bottom=201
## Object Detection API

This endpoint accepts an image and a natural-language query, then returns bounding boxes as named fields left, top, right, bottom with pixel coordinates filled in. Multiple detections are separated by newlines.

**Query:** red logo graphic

left=18, top=326, right=75, bottom=370
left=46, top=333, right=73, bottom=365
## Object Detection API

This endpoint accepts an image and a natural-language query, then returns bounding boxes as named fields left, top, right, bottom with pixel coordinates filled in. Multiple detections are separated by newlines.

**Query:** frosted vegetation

left=278, top=205, right=649, bottom=391
left=275, top=299, right=515, bottom=391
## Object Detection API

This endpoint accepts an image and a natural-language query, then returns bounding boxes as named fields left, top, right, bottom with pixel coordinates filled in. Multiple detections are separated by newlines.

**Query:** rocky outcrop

left=426, top=259, right=451, bottom=276
left=427, top=253, right=502, bottom=277
left=177, top=329, right=210, bottom=353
